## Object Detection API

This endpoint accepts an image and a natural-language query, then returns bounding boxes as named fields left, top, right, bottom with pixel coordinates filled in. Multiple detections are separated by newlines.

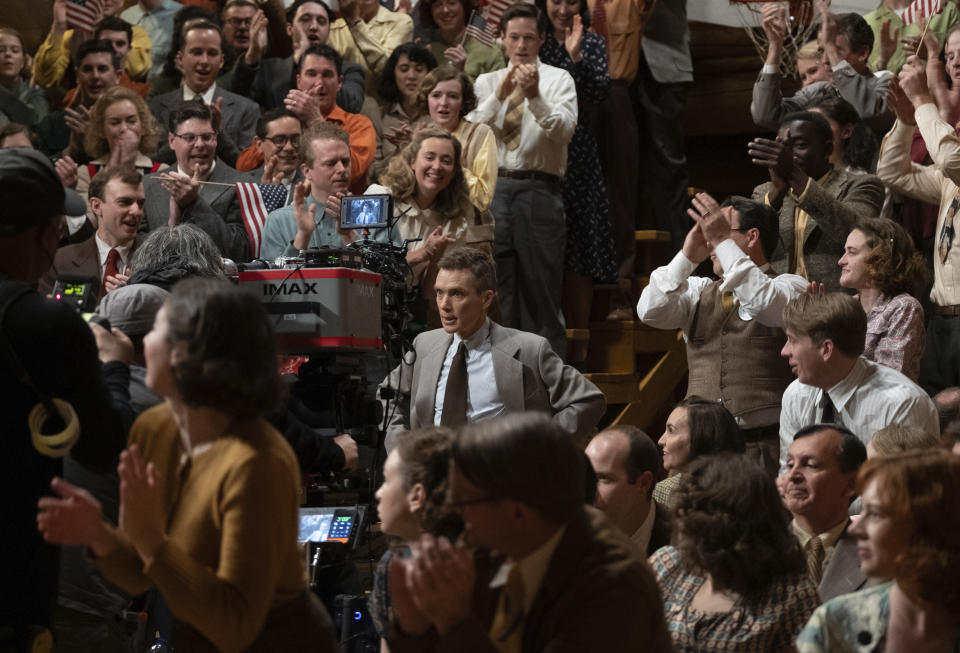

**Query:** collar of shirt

left=489, top=522, right=567, bottom=616
left=452, top=317, right=491, bottom=352
left=630, top=501, right=656, bottom=553
left=825, top=356, right=869, bottom=415
left=95, top=233, right=134, bottom=270
left=182, top=83, right=216, bottom=105
left=791, top=517, right=848, bottom=556
left=324, top=103, right=349, bottom=125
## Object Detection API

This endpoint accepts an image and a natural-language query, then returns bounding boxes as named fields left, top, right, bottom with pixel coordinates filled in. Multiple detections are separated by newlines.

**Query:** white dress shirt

left=433, top=318, right=505, bottom=425
left=468, top=59, right=578, bottom=177
left=637, top=239, right=808, bottom=333
left=876, top=103, right=960, bottom=306
left=779, top=357, right=940, bottom=472
left=182, top=82, right=216, bottom=105
left=95, top=234, right=134, bottom=278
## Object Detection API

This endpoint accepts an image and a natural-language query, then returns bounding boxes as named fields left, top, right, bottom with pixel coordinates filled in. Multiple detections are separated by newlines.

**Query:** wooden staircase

left=567, top=229, right=688, bottom=433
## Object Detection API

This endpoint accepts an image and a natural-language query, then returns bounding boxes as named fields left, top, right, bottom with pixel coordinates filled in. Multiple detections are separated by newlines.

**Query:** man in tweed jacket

left=749, top=110, right=883, bottom=290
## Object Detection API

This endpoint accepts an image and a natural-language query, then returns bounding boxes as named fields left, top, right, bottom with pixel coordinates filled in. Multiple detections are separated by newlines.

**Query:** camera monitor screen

left=297, top=507, right=359, bottom=544
left=340, top=194, right=392, bottom=229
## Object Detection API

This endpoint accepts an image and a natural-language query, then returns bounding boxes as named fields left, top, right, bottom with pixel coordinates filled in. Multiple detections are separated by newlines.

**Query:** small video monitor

left=340, top=194, right=392, bottom=229
left=297, top=507, right=359, bottom=544
left=52, top=275, right=99, bottom=312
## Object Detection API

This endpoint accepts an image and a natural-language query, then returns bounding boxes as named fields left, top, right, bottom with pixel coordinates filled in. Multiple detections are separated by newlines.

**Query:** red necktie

left=103, top=248, right=120, bottom=289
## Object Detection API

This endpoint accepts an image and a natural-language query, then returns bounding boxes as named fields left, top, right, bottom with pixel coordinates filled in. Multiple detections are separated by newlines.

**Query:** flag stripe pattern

left=464, top=0, right=516, bottom=47
left=896, top=0, right=943, bottom=25
left=237, top=182, right=288, bottom=259
left=66, top=0, right=104, bottom=33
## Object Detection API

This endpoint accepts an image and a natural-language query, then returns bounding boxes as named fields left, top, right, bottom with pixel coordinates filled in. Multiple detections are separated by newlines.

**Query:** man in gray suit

left=141, top=101, right=255, bottom=262
left=149, top=21, right=260, bottom=165
left=749, top=110, right=883, bottom=290
left=382, top=248, right=605, bottom=451
left=780, top=423, right=871, bottom=602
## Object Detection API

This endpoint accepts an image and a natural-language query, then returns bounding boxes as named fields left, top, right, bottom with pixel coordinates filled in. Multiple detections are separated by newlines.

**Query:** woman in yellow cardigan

left=37, top=279, right=337, bottom=653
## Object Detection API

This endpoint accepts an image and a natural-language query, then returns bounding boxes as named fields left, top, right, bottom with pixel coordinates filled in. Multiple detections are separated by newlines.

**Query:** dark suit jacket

left=229, top=56, right=366, bottom=114
left=819, top=526, right=871, bottom=602
left=641, top=0, right=693, bottom=84
left=387, top=506, right=673, bottom=653
left=38, top=235, right=142, bottom=304
left=141, top=159, right=257, bottom=262
left=149, top=85, right=260, bottom=161
left=754, top=168, right=884, bottom=290
left=382, top=322, right=605, bottom=451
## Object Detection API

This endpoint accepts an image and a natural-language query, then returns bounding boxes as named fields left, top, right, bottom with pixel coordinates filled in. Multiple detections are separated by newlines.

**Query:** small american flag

left=66, top=0, right=104, bottom=33
left=896, top=0, right=942, bottom=25
left=464, top=0, right=518, bottom=47
left=237, top=182, right=288, bottom=259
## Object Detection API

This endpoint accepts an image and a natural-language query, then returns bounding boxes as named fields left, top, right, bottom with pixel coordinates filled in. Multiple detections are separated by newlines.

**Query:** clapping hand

left=118, top=444, right=164, bottom=564
left=54, top=155, right=78, bottom=189
left=565, top=15, right=583, bottom=62
left=688, top=192, right=731, bottom=248
left=404, top=534, right=476, bottom=636
left=158, top=165, right=201, bottom=209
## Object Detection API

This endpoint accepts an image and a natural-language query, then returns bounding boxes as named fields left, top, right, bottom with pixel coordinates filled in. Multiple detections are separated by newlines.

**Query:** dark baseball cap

left=0, top=149, right=70, bottom=235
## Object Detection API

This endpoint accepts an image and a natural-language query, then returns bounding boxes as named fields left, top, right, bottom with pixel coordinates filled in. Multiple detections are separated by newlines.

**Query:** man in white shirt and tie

left=381, top=248, right=604, bottom=452
left=40, top=165, right=145, bottom=303
left=469, top=3, right=577, bottom=359
left=779, top=292, right=939, bottom=472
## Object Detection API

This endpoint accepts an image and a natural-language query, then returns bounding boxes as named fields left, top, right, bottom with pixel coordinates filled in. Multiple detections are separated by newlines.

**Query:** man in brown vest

left=637, top=191, right=806, bottom=475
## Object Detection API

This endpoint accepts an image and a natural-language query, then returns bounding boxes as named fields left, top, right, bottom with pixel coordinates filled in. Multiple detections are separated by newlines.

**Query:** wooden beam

left=609, top=347, right=688, bottom=430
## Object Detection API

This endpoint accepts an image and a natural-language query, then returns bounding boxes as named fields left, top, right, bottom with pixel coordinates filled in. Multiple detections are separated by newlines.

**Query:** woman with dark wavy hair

left=369, top=426, right=461, bottom=646
left=37, top=279, right=336, bottom=652
left=652, top=454, right=819, bottom=651
left=797, top=450, right=960, bottom=652
left=371, top=42, right=437, bottom=181
left=654, top=396, right=745, bottom=505
left=838, top=217, right=929, bottom=381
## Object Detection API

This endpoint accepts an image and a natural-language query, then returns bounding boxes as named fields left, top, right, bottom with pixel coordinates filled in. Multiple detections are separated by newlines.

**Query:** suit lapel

left=490, top=323, right=524, bottom=412
left=415, top=331, right=453, bottom=427
left=199, top=160, right=233, bottom=206
left=819, top=529, right=867, bottom=600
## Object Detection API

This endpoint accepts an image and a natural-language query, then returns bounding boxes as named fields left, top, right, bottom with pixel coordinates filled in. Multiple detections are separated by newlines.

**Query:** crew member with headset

left=0, top=149, right=133, bottom=652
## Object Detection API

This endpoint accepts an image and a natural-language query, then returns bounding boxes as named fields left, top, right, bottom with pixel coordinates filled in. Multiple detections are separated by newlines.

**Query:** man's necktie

left=441, top=342, right=468, bottom=427
left=820, top=392, right=836, bottom=424
left=940, top=197, right=959, bottom=263
left=501, top=90, right=525, bottom=151
left=804, top=536, right=826, bottom=585
left=489, top=565, right=525, bottom=653
left=720, top=291, right=735, bottom=314
left=103, top=248, right=120, bottom=289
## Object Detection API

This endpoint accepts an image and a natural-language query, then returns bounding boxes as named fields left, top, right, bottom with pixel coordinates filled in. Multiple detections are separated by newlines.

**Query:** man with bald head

left=585, top=426, right=671, bottom=557
left=781, top=423, right=870, bottom=601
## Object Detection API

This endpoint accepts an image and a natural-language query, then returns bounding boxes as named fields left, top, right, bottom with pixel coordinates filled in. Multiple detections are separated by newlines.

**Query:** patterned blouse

left=651, top=546, right=820, bottom=652
left=796, top=582, right=960, bottom=653
left=863, top=293, right=925, bottom=382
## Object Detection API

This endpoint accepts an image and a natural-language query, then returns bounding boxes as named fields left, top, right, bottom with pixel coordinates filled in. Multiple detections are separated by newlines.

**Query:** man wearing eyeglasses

left=384, top=413, right=673, bottom=653
left=141, top=101, right=256, bottom=262
left=250, top=108, right=304, bottom=204
left=637, top=192, right=806, bottom=476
